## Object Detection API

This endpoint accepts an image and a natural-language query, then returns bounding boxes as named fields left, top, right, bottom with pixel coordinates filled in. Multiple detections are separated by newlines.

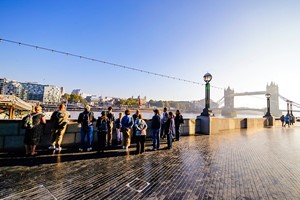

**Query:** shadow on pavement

left=0, top=142, right=162, bottom=167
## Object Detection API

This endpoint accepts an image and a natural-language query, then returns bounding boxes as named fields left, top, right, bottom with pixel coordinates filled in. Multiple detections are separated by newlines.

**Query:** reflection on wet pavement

left=1, top=125, right=300, bottom=199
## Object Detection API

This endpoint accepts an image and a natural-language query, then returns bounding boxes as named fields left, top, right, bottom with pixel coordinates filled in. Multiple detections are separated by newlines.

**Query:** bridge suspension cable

left=278, top=95, right=300, bottom=108
left=0, top=38, right=224, bottom=90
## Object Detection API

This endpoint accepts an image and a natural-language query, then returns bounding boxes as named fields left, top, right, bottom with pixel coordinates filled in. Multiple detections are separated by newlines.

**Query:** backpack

left=21, top=114, right=33, bottom=129
left=21, top=114, right=39, bottom=129
left=81, top=112, right=91, bottom=127
left=99, top=119, right=108, bottom=132
left=179, top=115, right=184, bottom=124
left=107, top=112, right=114, bottom=129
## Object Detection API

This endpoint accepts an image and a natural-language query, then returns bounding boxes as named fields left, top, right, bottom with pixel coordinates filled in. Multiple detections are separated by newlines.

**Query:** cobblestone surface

left=1, top=125, right=300, bottom=199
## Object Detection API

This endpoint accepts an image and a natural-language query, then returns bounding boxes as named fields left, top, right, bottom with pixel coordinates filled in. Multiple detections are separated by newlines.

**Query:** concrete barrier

left=0, top=119, right=192, bottom=150
left=0, top=117, right=279, bottom=150
left=196, top=117, right=275, bottom=135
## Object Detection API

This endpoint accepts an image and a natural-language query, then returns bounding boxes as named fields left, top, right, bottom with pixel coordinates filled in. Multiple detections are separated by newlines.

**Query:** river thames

left=61, top=111, right=270, bottom=120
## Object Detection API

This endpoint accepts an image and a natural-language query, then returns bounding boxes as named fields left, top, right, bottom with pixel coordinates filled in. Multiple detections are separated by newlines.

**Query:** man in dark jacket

left=78, top=105, right=95, bottom=152
left=106, top=107, right=115, bottom=146
left=174, top=110, right=184, bottom=141
left=151, top=109, right=161, bottom=150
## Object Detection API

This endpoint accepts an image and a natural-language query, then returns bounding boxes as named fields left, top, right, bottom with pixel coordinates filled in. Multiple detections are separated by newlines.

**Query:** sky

left=1, top=0, right=300, bottom=109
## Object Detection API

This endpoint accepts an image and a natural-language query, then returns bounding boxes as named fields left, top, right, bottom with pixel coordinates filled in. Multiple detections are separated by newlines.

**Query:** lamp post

left=264, top=93, right=271, bottom=117
left=287, top=100, right=290, bottom=115
left=201, top=72, right=212, bottom=116
left=290, top=101, right=295, bottom=124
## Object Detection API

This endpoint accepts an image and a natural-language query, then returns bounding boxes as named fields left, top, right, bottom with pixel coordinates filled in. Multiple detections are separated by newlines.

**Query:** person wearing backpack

left=23, top=105, right=46, bottom=156
left=165, top=112, right=175, bottom=149
left=174, top=110, right=184, bottom=141
left=48, top=103, right=70, bottom=151
left=151, top=109, right=161, bottom=151
left=121, top=109, right=134, bottom=151
left=134, top=114, right=147, bottom=154
left=96, top=111, right=108, bottom=153
left=78, top=105, right=95, bottom=152
left=106, top=107, right=115, bottom=146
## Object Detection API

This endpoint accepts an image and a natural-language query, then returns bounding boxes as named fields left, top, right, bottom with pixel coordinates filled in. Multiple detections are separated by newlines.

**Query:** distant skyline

left=1, top=0, right=300, bottom=110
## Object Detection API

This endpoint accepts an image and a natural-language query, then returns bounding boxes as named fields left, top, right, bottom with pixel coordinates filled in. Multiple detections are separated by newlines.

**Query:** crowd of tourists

left=22, top=104, right=184, bottom=156
left=280, top=114, right=295, bottom=128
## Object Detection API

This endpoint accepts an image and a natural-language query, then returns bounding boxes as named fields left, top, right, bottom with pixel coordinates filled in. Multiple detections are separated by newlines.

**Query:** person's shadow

left=0, top=146, right=135, bottom=167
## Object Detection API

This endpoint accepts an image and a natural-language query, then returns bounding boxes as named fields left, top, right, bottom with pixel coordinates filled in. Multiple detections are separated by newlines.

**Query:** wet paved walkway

left=1, top=124, right=300, bottom=199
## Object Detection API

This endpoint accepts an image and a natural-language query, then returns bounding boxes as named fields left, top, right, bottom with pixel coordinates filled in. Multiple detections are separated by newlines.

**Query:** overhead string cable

left=0, top=38, right=225, bottom=89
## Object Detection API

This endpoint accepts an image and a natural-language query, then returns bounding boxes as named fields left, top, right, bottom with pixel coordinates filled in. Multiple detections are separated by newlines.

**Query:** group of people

left=280, top=114, right=295, bottom=127
left=77, top=106, right=184, bottom=154
left=22, top=103, right=71, bottom=156
left=22, top=103, right=70, bottom=156
left=152, top=107, right=184, bottom=151
left=22, top=104, right=184, bottom=156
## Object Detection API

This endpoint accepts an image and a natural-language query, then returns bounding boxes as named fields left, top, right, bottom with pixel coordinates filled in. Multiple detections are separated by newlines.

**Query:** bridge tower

left=221, top=87, right=237, bottom=117
left=266, top=82, right=281, bottom=116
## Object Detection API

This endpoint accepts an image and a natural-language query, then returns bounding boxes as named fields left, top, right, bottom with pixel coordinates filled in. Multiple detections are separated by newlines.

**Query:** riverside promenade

left=1, top=124, right=300, bottom=199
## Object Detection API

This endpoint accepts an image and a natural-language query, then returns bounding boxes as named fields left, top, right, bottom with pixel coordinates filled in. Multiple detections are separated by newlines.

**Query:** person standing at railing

left=96, top=111, right=108, bottom=153
left=106, top=107, right=115, bottom=147
left=121, top=109, right=134, bottom=151
left=48, top=103, right=70, bottom=151
left=174, top=110, right=184, bottom=141
left=115, top=112, right=123, bottom=145
left=134, top=114, right=147, bottom=154
left=284, top=114, right=290, bottom=128
left=23, top=105, right=46, bottom=156
left=165, top=112, right=175, bottom=149
left=151, top=109, right=161, bottom=151
left=160, top=107, right=168, bottom=139
left=280, top=115, right=285, bottom=127
left=78, top=105, right=96, bottom=152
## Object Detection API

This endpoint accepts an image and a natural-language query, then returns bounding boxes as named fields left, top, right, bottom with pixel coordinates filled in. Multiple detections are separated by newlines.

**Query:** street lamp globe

left=203, top=73, right=212, bottom=83
left=265, top=93, right=271, bottom=98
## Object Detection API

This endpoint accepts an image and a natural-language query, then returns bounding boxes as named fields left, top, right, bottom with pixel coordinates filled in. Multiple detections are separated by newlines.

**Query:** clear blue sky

left=1, top=0, right=300, bottom=109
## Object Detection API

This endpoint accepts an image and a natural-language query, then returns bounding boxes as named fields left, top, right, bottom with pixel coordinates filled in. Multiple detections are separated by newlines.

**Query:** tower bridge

left=220, top=82, right=282, bottom=117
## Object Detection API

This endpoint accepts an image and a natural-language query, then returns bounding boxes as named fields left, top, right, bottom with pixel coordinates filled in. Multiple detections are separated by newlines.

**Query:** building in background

left=71, top=89, right=90, bottom=98
left=86, top=95, right=100, bottom=106
left=43, top=85, right=62, bottom=103
left=71, top=89, right=83, bottom=97
left=1, top=78, right=26, bottom=99
left=0, top=77, right=62, bottom=103
left=21, top=82, right=44, bottom=101
left=0, top=78, right=7, bottom=94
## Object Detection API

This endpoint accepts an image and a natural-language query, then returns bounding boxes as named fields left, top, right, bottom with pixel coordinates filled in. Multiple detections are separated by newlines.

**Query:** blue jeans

left=80, top=126, right=93, bottom=148
left=166, top=133, right=172, bottom=149
left=152, top=129, right=160, bottom=149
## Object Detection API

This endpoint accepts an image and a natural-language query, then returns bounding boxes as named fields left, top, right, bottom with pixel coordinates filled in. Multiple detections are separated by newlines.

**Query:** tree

left=62, top=93, right=70, bottom=101
left=156, top=100, right=164, bottom=108
left=69, top=93, right=81, bottom=103
left=81, top=98, right=88, bottom=105
left=148, top=99, right=155, bottom=106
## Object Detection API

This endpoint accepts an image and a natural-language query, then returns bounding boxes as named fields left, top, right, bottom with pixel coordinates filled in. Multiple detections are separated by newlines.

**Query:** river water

left=66, top=111, right=199, bottom=119
left=64, top=111, right=265, bottom=120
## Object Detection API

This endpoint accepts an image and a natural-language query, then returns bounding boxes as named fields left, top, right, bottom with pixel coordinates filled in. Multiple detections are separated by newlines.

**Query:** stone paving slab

left=1, top=125, right=300, bottom=199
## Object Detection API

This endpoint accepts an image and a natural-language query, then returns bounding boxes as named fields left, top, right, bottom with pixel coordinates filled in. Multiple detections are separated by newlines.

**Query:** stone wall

left=0, top=119, right=193, bottom=150
left=196, top=117, right=275, bottom=135
left=0, top=117, right=280, bottom=150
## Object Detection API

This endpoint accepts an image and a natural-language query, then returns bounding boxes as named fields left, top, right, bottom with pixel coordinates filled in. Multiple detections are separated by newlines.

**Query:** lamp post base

left=263, top=115, right=274, bottom=127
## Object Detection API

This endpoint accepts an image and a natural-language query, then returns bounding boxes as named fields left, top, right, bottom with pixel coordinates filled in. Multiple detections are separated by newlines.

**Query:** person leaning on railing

left=48, top=103, right=70, bottom=152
